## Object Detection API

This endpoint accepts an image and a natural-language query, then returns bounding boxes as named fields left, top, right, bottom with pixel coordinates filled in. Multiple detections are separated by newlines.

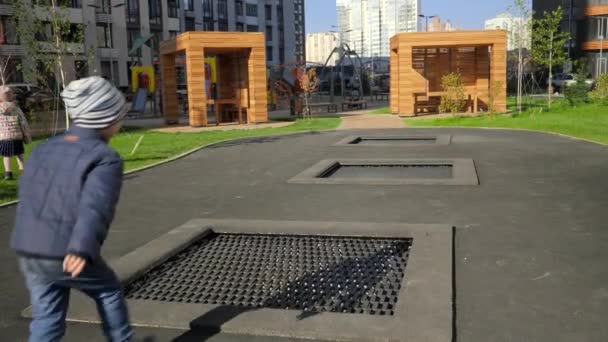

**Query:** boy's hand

left=63, top=254, right=87, bottom=278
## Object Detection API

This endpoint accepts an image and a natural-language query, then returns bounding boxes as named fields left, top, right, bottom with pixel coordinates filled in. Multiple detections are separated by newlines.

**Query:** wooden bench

left=309, top=102, right=338, bottom=114
left=413, top=93, right=440, bottom=115
left=341, top=100, right=368, bottom=111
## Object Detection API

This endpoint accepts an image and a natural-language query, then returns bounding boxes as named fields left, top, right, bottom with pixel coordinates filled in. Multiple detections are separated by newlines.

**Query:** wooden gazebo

left=160, top=32, right=268, bottom=127
left=390, top=31, right=507, bottom=116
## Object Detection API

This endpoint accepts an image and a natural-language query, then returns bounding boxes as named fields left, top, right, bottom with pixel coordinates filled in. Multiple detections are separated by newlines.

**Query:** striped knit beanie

left=61, top=76, right=126, bottom=129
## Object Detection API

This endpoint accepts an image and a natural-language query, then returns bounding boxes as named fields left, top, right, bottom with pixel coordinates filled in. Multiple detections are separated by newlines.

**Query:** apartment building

left=336, top=0, right=420, bottom=58
left=306, top=32, right=339, bottom=65
left=485, top=13, right=531, bottom=51
left=427, top=17, right=456, bottom=33
left=533, top=0, right=608, bottom=77
left=0, top=0, right=305, bottom=88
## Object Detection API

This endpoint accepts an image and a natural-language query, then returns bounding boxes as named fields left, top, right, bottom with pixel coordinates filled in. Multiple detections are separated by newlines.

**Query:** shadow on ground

left=170, top=245, right=405, bottom=341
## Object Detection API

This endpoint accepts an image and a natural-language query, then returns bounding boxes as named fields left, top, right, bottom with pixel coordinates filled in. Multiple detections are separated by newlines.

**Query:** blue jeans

left=19, top=257, right=133, bottom=342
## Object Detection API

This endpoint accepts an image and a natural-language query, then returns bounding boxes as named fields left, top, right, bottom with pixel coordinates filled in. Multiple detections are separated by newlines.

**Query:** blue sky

left=305, top=0, right=516, bottom=33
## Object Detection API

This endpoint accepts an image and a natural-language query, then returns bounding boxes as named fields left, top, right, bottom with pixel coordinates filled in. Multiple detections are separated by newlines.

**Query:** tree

left=293, top=66, right=320, bottom=119
left=0, top=14, right=28, bottom=86
left=13, top=0, right=89, bottom=130
left=532, top=6, right=570, bottom=109
left=0, top=48, right=13, bottom=86
left=509, top=0, right=533, bottom=114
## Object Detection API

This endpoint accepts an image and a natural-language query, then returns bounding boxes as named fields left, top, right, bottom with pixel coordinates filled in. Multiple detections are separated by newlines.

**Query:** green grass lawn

left=368, top=107, right=392, bottom=115
left=0, top=117, right=341, bottom=204
left=403, top=98, right=608, bottom=145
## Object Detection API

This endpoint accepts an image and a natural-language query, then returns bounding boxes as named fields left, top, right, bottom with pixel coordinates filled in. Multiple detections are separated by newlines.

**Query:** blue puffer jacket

left=11, top=127, right=124, bottom=261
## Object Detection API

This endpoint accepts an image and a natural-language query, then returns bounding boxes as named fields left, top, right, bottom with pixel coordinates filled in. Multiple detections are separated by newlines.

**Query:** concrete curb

left=404, top=124, right=608, bottom=147
left=0, top=129, right=336, bottom=210
left=51, top=219, right=454, bottom=342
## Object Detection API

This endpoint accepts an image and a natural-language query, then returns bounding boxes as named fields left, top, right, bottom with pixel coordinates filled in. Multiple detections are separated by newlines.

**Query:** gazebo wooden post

left=247, top=46, right=268, bottom=123
left=389, top=42, right=399, bottom=114
left=491, top=42, right=508, bottom=113
left=161, top=53, right=179, bottom=124
left=185, top=48, right=207, bottom=127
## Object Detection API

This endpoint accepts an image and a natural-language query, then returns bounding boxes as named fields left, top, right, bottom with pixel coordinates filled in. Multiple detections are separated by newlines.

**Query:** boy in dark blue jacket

left=11, top=76, right=132, bottom=342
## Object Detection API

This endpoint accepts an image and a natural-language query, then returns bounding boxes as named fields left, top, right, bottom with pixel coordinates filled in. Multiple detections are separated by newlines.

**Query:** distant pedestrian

left=0, top=86, right=31, bottom=180
left=11, top=76, right=132, bottom=342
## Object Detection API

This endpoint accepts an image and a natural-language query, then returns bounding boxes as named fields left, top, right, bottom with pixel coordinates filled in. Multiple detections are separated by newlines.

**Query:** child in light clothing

left=0, top=86, right=31, bottom=180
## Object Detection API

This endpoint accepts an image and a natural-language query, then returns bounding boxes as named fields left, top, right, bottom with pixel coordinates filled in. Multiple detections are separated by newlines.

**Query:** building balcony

left=584, top=4, right=608, bottom=16
left=38, top=42, right=85, bottom=54
left=0, top=44, right=24, bottom=56
left=0, top=3, right=14, bottom=16
left=99, top=47, right=120, bottom=59
left=96, top=12, right=112, bottom=23
left=581, top=40, right=607, bottom=51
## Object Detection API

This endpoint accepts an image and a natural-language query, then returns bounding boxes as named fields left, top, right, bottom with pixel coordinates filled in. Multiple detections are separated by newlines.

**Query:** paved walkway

left=338, top=113, right=407, bottom=130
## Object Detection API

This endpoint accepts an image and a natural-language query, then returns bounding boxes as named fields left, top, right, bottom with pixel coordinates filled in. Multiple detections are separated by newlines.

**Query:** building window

left=185, top=17, right=195, bottom=31
left=127, top=29, right=142, bottom=57
left=2, top=58, right=23, bottom=83
left=203, top=21, right=214, bottom=31
left=36, top=22, right=82, bottom=43
left=151, top=30, right=162, bottom=61
left=75, top=60, right=88, bottom=79
left=94, top=0, right=111, bottom=13
left=246, top=3, right=258, bottom=17
left=202, top=0, right=213, bottom=18
left=236, top=22, right=244, bottom=32
left=35, top=22, right=52, bottom=42
left=127, top=0, right=139, bottom=24
left=149, top=0, right=162, bottom=26
left=0, top=16, right=19, bottom=45
left=265, top=26, right=272, bottom=41
left=235, top=0, right=243, bottom=16
left=39, top=0, right=82, bottom=8
left=168, top=0, right=179, bottom=18
left=277, top=6, right=283, bottom=23
left=218, top=22, right=228, bottom=31
left=100, top=61, right=118, bottom=81
left=169, top=30, right=179, bottom=39
left=96, top=23, right=112, bottom=48
left=247, top=25, right=258, bottom=32
left=218, top=0, right=228, bottom=31
left=265, top=5, right=272, bottom=20
left=266, top=46, right=273, bottom=62
left=183, top=0, right=193, bottom=11
left=279, top=47, right=284, bottom=64
left=218, top=0, right=227, bottom=18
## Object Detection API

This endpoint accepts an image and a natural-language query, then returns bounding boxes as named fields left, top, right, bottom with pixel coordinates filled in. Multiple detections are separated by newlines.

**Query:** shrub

left=564, top=81, right=589, bottom=106
left=590, top=74, right=608, bottom=105
left=439, top=72, right=466, bottom=114
left=564, top=59, right=590, bottom=106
